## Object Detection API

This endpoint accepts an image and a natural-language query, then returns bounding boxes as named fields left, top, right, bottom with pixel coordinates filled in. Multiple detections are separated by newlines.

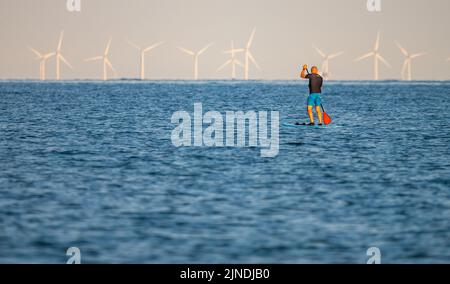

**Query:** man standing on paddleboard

left=300, top=65, right=323, bottom=126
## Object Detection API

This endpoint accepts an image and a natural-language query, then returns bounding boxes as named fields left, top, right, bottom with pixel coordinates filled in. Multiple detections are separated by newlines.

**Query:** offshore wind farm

left=23, top=28, right=450, bottom=81
left=217, top=41, right=244, bottom=80
left=2, top=1, right=450, bottom=81
left=84, top=38, right=117, bottom=81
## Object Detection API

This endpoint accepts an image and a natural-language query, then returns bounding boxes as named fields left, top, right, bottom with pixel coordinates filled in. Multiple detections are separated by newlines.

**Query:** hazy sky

left=1, top=0, right=450, bottom=80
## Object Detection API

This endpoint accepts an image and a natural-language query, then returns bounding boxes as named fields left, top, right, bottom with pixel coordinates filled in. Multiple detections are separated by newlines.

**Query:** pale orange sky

left=1, top=0, right=450, bottom=80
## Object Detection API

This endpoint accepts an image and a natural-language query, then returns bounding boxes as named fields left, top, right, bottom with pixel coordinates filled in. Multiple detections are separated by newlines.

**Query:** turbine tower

left=85, top=38, right=117, bottom=81
left=178, top=43, right=213, bottom=80
left=55, top=31, right=73, bottom=80
left=126, top=40, right=164, bottom=80
left=243, top=28, right=260, bottom=80
left=313, top=45, right=343, bottom=80
left=29, top=47, right=54, bottom=81
left=217, top=41, right=244, bottom=79
left=355, top=31, right=391, bottom=80
left=396, top=42, right=426, bottom=81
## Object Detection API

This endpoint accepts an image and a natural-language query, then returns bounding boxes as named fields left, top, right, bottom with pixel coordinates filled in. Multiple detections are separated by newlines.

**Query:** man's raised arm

left=300, top=64, right=309, bottom=79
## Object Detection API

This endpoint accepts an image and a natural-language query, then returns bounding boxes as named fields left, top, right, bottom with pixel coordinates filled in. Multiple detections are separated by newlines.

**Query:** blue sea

left=0, top=80, right=449, bottom=263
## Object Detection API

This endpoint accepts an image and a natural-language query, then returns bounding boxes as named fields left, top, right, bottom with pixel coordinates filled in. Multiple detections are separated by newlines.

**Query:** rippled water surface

left=0, top=80, right=449, bottom=263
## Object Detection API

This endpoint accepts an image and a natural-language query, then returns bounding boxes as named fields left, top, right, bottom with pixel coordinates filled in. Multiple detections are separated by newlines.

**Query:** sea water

left=0, top=80, right=449, bottom=263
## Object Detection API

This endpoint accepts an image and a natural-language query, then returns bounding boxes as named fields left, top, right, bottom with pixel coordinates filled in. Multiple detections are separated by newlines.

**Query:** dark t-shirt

left=305, top=73, right=323, bottom=94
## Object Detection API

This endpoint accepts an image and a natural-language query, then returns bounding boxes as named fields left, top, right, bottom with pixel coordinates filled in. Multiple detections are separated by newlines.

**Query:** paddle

left=321, top=104, right=332, bottom=125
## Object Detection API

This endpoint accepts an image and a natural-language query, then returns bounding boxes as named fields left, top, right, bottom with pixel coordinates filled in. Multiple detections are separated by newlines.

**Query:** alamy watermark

left=66, top=0, right=81, bottom=12
left=366, top=247, right=381, bottom=264
left=66, top=247, right=81, bottom=264
left=367, top=0, right=382, bottom=12
left=367, top=0, right=381, bottom=12
left=171, top=103, right=279, bottom=158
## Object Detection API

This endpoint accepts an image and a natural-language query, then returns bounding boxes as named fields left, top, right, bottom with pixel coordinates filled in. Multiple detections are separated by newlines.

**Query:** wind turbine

left=54, top=31, right=73, bottom=80
left=395, top=42, right=426, bottom=81
left=243, top=28, right=260, bottom=80
left=178, top=43, right=213, bottom=80
left=313, top=45, right=343, bottom=80
left=355, top=31, right=391, bottom=80
left=29, top=47, right=54, bottom=80
left=126, top=40, right=164, bottom=80
left=85, top=38, right=117, bottom=81
left=217, top=41, right=244, bottom=79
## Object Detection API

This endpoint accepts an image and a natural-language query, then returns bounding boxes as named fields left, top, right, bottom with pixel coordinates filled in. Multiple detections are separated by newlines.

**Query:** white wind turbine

left=355, top=31, right=391, bottom=80
left=85, top=38, right=117, bottom=81
left=29, top=47, right=54, bottom=81
left=243, top=28, right=260, bottom=80
left=395, top=42, right=426, bottom=81
left=217, top=41, right=244, bottom=79
left=178, top=43, right=213, bottom=80
left=54, top=31, right=73, bottom=80
left=126, top=40, right=164, bottom=80
left=313, top=45, right=343, bottom=80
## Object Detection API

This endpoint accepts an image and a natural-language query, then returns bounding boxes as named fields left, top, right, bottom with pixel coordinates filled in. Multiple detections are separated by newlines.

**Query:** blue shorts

left=307, top=93, right=322, bottom=107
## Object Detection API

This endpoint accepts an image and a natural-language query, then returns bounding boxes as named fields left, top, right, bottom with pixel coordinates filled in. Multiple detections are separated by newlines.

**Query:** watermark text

left=171, top=103, right=279, bottom=158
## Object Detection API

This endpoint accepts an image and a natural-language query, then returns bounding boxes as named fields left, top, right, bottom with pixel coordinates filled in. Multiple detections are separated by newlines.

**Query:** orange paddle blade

left=323, top=112, right=332, bottom=125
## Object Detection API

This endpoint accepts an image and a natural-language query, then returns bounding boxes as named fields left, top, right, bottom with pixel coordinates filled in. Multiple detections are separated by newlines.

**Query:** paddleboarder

left=300, top=65, right=323, bottom=126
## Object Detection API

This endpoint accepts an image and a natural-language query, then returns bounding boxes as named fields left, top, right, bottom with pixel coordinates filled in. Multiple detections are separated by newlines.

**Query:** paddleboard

left=283, top=122, right=322, bottom=129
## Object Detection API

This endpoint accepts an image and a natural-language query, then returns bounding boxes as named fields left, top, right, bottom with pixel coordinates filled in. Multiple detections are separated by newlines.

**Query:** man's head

left=311, top=66, right=319, bottom=74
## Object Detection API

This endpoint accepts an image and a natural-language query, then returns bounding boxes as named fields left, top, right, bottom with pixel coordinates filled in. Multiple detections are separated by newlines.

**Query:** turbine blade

left=313, top=45, right=326, bottom=58
left=143, top=41, right=164, bottom=53
left=178, top=47, right=195, bottom=56
left=85, top=56, right=103, bottom=62
left=248, top=52, right=261, bottom=70
left=225, top=48, right=244, bottom=54
left=44, top=52, right=55, bottom=59
left=105, top=58, right=117, bottom=75
left=57, top=31, right=64, bottom=50
left=411, top=52, right=426, bottom=59
left=126, top=39, right=141, bottom=50
left=105, top=38, right=112, bottom=55
left=355, top=52, right=374, bottom=61
left=28, top=47, right=42, bottom=58
left=198, top=43, right=213, bottom=56
left=235, top=60, right=244, bottom=68
left=328, top=51, right=344, bottom=60
left=377, top=54, right=391, bottom=68
left=59, top=54, right=73, bottom=69
left=395, top=41, right=409, bottom=57
left=246, top=28, right=256, bottom=49
left=217, top=59, right=232, bottom=72
left=375, top=31, right=381, bottom=51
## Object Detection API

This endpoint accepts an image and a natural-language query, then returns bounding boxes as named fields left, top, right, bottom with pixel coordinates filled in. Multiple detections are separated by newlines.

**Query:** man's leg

left=307, top=106, right=314, bottom=124
left=315, top=94, right=323, bottom=125
left=306, top=94, right=315, bottom=124
left=315, top=106, right=323, bottom=124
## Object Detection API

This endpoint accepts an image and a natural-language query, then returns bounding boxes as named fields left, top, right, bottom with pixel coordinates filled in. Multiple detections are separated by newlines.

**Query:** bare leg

left=315, top=106, right=323, bottom=124
left=307, top=106, right=314, bottom=124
